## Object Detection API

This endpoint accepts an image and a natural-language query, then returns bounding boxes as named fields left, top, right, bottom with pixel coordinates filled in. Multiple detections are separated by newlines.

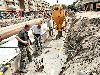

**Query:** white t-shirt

left=32, top=25, right=41, bottom=35
left=47, top=19, right=53, bottom=28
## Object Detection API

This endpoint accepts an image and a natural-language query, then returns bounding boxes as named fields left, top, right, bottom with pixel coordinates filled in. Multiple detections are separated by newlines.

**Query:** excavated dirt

left=62, top=15, right=100, bottom=75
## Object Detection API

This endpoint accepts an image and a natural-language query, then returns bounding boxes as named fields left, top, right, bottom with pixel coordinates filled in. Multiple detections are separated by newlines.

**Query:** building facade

left=75, top=0, right=100, bottom=11
left=0, top=0, right=50, bottom=18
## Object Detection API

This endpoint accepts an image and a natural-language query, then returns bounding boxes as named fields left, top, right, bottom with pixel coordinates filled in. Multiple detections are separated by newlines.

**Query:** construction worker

left=32, top=21, right=42, bottom=39
left=47, top=17, right=53, bottom=36
left=16, top=25, right=32, bottom=73
left=31, top=21, right=42, bottom=46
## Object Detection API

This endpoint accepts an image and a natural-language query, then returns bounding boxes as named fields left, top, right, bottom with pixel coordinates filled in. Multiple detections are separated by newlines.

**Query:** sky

left=46, top=0, right=76, bottom=6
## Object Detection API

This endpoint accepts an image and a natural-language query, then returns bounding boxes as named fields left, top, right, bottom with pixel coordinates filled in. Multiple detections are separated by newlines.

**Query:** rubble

left=63, top=15, right=100, bottom=75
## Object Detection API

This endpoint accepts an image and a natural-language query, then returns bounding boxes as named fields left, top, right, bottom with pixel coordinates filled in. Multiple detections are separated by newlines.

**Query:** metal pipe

left=0, top=18, right=43, bottom=42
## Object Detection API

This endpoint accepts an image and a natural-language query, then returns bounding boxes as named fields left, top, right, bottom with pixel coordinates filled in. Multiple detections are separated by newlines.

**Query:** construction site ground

left=25, top=30, right=67, bottom=75
left=1, top=11, right=100, bottom=75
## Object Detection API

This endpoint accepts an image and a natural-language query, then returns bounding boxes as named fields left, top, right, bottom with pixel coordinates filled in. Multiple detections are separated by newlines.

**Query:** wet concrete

left=25, top=32, right=67, bottom=75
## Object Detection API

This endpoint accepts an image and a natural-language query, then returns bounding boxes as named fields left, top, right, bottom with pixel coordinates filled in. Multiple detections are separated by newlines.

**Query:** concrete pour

left=25, top=32, right=67, bottom=75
